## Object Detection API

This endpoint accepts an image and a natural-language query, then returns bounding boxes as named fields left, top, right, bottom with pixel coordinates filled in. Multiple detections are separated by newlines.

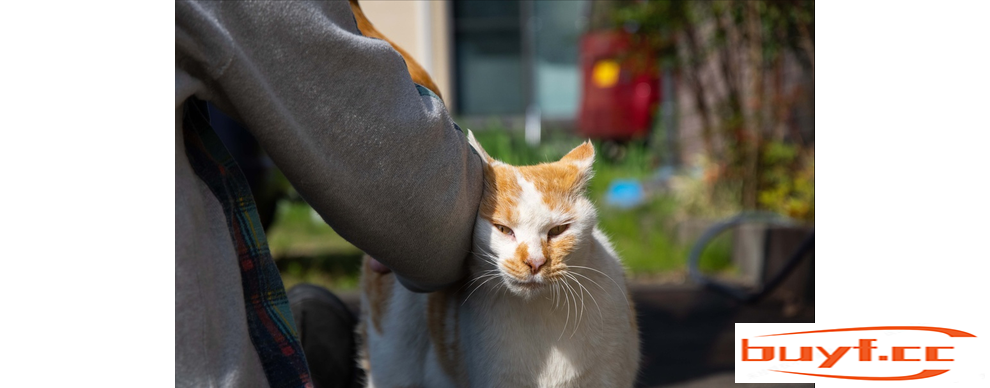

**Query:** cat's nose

left=526, top=256, right=546, bottom=274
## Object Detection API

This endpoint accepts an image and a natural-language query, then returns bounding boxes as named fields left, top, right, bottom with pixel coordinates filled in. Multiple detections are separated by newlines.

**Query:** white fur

left=361, top=138, right=640, bottom=387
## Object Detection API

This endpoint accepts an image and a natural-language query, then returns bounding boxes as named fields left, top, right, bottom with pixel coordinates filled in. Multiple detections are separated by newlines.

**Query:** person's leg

left=287, top=284, right=363, bottom=388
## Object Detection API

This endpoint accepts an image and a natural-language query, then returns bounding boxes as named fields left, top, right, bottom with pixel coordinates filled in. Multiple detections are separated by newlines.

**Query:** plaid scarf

left=182, top=98, right=313, bottom=388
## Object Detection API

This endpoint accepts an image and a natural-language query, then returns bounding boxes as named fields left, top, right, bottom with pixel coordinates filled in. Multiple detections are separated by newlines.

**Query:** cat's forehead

left=490, top=161, right=580, bottom=214
left=515, top=162, right=582, bottom=193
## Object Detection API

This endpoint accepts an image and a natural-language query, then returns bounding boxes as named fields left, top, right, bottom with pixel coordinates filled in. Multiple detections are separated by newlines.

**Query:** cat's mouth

left=505, top=276, right=545, bottom=290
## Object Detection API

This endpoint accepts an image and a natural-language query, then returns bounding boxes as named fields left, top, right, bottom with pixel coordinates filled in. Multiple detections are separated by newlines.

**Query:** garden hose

left=687, top=212, right=814, bottom=303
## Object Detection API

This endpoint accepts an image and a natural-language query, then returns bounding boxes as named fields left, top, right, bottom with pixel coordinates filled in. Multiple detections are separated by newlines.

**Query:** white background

left=1, top=0, right=989, bottom=387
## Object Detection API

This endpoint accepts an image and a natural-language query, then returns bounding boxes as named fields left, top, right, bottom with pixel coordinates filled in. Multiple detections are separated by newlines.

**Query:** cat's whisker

left=550, top=281, right=558, bottom=310
left=457, top=277, right=491, bottom=297
left=569, top=271, right=614, bottom=315
left=462, top=272, right=498, bottom=289
left=487, top=275, right=506, bottom=301
left=462, top=275, right=494, bottom=288
left=572, top=277, right=587, bottom=325
left=559, top=277, right=575, bottom=336
left=476, top=251, right=500, bottom=265
left=561, top=278, right=583, bottom=338
left=479, top=256, right=498, bottom=267
left=546, top=278, right=556, bottom=310
left=462, top=275, right=501, bottom=306
left=558, top=280, right=571, bottom=341
left=569, top=271, right=607, bottom=293
left=567, top=272, right=605, bottom=337
left=491, top=278, right=507, bottom=299
left=469, top=267, right=502, bottom=280
left=456, top=272, right=497, bottom=294
left=468, top=249, right=502, bottom=269
left=567, top=283, right=584, bottom=338
left=469, top=247, right=497, bottom=258
left=568, top=265, right=631, bottom=308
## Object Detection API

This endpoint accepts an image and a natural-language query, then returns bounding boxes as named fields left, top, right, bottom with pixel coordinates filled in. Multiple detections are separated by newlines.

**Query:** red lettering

left=854, top=339, right=877, bottom=361
left=780, top=346, right=813, bottom=361
left=742, top=339, right=774, bottom=361
left=892, top=346, right=921, bottom=361
left=926, top=347, right=953, bottom=361
left=816, top=346, right=851, bottom=368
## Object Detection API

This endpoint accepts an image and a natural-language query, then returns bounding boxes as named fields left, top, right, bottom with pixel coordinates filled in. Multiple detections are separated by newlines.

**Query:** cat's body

left=358, top=135, right=640, bottom=388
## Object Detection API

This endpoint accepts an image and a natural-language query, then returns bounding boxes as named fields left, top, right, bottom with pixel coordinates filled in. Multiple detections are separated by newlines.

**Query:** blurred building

left=361, top=0, right=587, bottom=122
left=361, top=0, right=813, bottom=166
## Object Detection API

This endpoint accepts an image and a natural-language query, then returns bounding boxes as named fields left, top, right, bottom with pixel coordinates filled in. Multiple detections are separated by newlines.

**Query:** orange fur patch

left=515, top=242, right=529, bottom=262
left=428, top=290, right=465, bottom=385
left=362, top=256, right=394, bottom=334
left=517, top=162, right=584, bottom=213
left=502, top=242, right=530, bottom=277
left=561, top=141, right=594, bottom=163
left=543, top=234, right=577, bottom=269
left=479, top=164, right=522, bottom=225
left=480, top=142, right=594, bottom=220
left=355, top=319, right=371, bottom=372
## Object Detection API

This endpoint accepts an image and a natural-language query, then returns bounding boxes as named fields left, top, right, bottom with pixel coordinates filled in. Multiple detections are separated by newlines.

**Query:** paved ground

left=337, top=283, right=814, bottom=388
left=628, top=284, right=813, bottom=387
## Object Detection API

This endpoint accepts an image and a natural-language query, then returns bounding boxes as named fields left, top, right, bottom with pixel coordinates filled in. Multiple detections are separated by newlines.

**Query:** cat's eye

left=495, top=224, right=514, bottom=236
left=548, top=224, right=570, bottom=238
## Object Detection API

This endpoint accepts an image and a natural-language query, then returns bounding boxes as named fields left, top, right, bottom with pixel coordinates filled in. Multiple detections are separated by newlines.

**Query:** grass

left=269, top=126, right=737, bottom=291
left=267, top=199, right=364, bottom=293
left=267, top=199, right=361, bottom=258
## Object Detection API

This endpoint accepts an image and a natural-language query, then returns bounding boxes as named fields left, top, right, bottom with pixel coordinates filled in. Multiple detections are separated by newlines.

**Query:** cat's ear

left=466, top=129, right=493, bottom=165
left=560, top=140, right=595, bottom=191
left=561, top=140, right=595, bottom=171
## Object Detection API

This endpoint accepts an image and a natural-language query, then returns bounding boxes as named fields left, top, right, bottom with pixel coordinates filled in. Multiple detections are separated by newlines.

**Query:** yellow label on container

left=592, top=60, right=620, bottom=88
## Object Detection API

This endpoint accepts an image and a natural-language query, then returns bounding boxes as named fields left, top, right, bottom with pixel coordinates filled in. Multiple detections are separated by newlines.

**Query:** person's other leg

left=287, top=284, right=363, bottom=388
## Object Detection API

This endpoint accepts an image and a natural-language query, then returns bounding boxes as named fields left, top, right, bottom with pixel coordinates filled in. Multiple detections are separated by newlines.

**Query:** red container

left=577, top=31, right=661, bottom=141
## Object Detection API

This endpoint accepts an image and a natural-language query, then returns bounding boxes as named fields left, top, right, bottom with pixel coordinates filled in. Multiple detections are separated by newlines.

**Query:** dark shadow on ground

left=631, top=284, right=813, bottom=387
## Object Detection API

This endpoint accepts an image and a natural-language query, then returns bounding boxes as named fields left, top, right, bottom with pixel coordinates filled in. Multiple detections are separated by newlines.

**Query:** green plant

left=612, top=0, right=815, bottom=209
left=758, top=142, right=814, bottom=221
left=666, top=154, right=742, bottom=222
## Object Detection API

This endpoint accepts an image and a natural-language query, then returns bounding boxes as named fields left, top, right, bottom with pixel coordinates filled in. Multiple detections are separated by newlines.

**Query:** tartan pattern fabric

left=415, top=84, right=442, bottom=103
left=182, top=99, right=313, bottom=388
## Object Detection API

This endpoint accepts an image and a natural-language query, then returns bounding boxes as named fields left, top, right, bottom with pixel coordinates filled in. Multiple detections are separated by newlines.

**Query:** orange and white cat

left=358, top=133, right=640, bottom=388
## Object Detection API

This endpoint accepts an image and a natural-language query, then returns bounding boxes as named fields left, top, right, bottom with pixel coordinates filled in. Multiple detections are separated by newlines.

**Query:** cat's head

left=467, top=131, right=597, bottom=298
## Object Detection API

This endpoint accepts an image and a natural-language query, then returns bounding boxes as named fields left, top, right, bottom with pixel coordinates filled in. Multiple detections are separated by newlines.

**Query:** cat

left=357, top=132, right=640, bottom=388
